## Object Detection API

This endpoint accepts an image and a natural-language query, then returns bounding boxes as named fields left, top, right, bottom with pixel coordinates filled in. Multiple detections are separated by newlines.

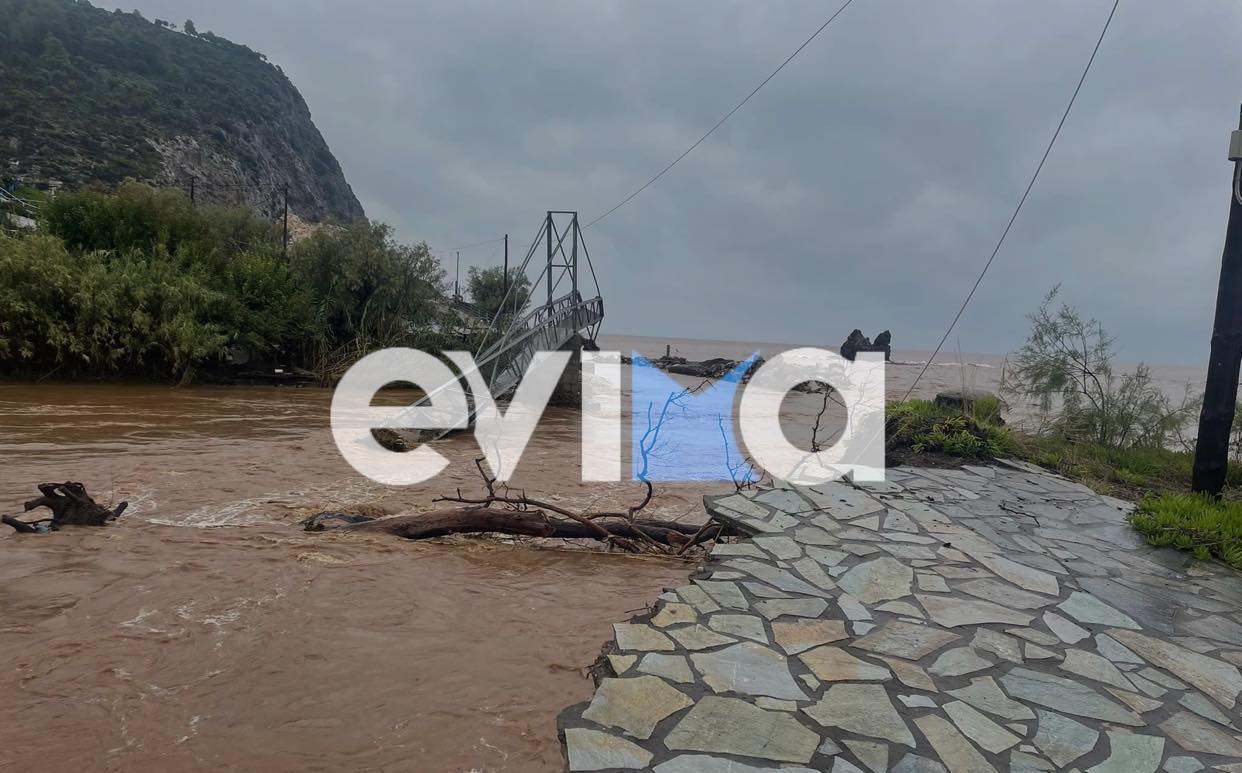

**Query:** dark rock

left=635, top=355, right=764, bottom=381
left=198, top=351, right=319, bottom=385
left=933, top=389, right=1000, bottom=411
left=372, top=427, right=418, bottom=452
left=665, top=357, right=743, bottom=379
left=873, top=330, right=892, bottom=361
left=839, top=329, right=892, bottom=361
left=840, top=329, right=869, bottom=361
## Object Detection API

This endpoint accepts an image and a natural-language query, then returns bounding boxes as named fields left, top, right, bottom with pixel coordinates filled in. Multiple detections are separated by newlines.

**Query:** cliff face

left=0, top=0, right=364, bottom=222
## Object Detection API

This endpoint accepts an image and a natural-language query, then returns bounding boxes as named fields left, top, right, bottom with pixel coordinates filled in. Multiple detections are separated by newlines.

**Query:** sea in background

left=600, top=333, right=1208, bottom=423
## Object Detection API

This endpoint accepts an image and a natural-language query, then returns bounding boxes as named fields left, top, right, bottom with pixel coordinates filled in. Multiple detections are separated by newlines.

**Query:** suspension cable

left=583, top=0, right=856, bottom=229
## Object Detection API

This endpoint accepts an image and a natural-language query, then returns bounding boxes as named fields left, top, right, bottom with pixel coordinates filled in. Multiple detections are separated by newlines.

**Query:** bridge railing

left=478, top=292, right=603, bottom=397
left=386, top=291, right=603, bottom=436
left=476, top=292, right=599, bottom=362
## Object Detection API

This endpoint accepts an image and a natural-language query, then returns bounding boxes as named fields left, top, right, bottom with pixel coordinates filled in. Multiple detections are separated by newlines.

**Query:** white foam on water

left=143, top=475, right=384, bottom=529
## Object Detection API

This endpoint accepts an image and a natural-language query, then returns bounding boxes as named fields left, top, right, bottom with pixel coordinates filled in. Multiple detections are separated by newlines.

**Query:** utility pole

left=502, top=233, right=509, bottom=306
left=455, top=250, right=461, bottom=299
left=281, top=182, right=289, bottom=260
left=1192, top=105, right=1242, bottom=495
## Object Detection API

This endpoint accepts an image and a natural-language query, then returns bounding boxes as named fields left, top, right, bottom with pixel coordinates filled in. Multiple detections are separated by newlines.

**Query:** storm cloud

left=118, top=0, right=1242, bottom=364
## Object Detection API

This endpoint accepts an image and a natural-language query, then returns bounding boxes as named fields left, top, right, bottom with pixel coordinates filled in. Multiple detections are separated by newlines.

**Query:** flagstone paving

left=559, top=461, right=1242, bottom=772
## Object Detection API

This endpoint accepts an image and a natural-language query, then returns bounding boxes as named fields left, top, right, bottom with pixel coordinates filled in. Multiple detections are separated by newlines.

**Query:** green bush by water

left=0, top=182, right=460, bottom=382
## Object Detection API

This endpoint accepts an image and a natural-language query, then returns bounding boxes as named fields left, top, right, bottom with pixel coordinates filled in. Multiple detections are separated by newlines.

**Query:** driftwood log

left=305, top=506, right=725, bottom=552
left=308, top=456, right=731, bottom=555
left=2, top=482, right=127, bottom=533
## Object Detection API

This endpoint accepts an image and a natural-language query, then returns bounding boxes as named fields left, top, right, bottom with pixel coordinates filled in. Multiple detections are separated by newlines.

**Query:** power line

left=436, top=235, right=506, bottom=254
left=902, top=0, right=1121, bottom=401
left=583, top=0, right=856, bottom=229
left=431, top=2, right=855, bottom=251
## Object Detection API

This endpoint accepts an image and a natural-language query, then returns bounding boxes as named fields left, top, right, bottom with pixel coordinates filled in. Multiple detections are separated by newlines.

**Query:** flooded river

left=0, top=338, right=1200, bottom=770
left=0, top=381, right=697, bottom=772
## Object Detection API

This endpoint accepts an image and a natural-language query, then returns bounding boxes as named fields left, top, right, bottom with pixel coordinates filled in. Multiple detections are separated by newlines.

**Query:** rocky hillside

left=0, top=0, right=364, bottom=222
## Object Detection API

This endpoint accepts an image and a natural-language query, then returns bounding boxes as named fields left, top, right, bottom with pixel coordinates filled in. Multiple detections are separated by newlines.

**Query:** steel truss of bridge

left=393, top=211, right=604, bottom=435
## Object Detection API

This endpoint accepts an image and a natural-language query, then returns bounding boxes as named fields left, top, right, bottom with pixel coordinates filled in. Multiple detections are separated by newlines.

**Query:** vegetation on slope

left=0, top=0, right=362, bottom=220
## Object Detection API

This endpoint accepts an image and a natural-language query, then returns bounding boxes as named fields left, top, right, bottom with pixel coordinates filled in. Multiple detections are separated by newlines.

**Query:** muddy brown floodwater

left=0, top=525, right=691, bottom=771
left=0, top=383, right=698, bottom=772
left=0, top=339, right=1107, bottom=771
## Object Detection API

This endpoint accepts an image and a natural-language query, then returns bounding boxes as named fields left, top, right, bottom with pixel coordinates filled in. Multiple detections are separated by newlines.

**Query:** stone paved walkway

left=558, top=461, right=1242, bottom=772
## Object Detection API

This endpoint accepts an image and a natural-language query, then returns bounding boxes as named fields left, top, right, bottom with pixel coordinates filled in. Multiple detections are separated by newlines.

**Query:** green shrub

left=467, top=265, right=531, bottom=321
left=0, top=232, right=229, bottom=380
left=42, top=181, right=202, bottom=254
left=970, top=393, right=1004, bottom=425
left=1, top=183, right=462, bottom=381
left=0, top=233, right=76, bottom=364
left=1130, top=493, right=1242, bottom=568
left=886, top=399, right=1015, bottom=460
left=71, top=249, right=229, bottom=378
left=1005, top=287, right=1199, bottom=449
left=289, top=219, right=460, bottom=376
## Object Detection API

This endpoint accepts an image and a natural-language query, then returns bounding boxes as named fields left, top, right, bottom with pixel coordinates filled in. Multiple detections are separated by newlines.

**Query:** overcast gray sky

left=118, top=1, right=1241, bottom=364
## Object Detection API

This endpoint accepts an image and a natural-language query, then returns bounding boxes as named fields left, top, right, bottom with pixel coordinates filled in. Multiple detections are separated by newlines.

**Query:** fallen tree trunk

left=308, top=506, right=721, bottom=549
left=3, top=482, right=127, bottom=532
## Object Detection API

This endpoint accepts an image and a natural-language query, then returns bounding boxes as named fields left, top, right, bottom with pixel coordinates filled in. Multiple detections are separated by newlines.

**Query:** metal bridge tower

left=392, top=210, right=604, bottom=437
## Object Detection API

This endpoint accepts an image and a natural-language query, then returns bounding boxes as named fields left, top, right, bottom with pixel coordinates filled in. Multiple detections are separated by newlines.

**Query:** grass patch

left=886, top=398, right=1017, bottom=461
left=887, top=398, right=1242, bottom=500
left=1005, top=434, right=1242, bottom=502
left=1129, top=493, right=1242, bottom=569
